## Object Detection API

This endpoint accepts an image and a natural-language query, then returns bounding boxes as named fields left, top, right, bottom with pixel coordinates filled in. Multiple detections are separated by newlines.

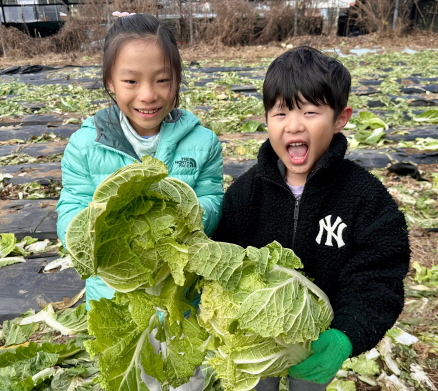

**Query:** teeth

left=289, top=142, right=304, bottom=146
left=138, top=109, right=158, bottom=114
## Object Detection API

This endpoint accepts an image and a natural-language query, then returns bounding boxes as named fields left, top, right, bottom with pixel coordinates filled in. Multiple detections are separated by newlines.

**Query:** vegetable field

left=0, top=48, right=437, bottom=390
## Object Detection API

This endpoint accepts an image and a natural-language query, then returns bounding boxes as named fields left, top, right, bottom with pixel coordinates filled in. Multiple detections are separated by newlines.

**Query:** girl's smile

left=136, top=108, right=160, bottom=114
left=134, top=107, right=163, bottom=120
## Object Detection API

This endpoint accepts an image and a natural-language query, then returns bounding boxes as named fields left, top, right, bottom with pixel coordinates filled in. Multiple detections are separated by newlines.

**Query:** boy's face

left=266, top=94, right=352, bottom=186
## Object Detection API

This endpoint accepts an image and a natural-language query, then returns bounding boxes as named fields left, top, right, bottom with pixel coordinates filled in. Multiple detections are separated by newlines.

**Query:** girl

left=56, top=13, right=224, bottom=308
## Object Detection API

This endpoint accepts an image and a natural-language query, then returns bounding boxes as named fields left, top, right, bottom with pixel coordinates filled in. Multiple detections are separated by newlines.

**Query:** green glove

left=288, top=329, right=352, bottom=384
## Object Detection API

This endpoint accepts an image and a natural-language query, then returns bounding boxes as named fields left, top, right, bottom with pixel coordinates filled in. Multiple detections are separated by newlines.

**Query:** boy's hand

left=288, top=329, right=352, bottom=384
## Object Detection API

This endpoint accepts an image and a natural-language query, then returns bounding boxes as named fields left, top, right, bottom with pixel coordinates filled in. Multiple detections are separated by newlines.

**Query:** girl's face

left=108, top=39, right=177, bottom=137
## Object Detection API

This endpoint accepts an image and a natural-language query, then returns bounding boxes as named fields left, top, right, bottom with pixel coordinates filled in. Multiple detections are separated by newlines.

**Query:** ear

left=108, top=80, right=115, bottom=94
left=334, top=106, right=353, bottom=133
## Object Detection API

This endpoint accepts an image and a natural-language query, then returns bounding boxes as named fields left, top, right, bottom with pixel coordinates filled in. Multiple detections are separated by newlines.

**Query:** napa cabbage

left=66, top=156, right=333, bottom=391
left=187, top=240, right=333, bottom=391
left=66, top=156, right=203, bottom=292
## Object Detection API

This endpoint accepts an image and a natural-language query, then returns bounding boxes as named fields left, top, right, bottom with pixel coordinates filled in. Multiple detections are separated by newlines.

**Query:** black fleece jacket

left=213, top=133, right=410, bottom=357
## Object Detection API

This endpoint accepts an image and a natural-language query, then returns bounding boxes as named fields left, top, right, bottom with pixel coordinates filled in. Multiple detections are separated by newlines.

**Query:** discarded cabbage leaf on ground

left=0, top=308, right=97, bottom=391
left=66, top=156, right=333, bottom=391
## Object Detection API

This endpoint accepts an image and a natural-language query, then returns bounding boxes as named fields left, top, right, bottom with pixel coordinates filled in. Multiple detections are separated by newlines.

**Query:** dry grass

left=49, top=19, right=96, bottom=54
left=1, top=28, right=438, bottom=70
left=0, top=25, right=45, bottom=59
left=2, top=0, right=437, bottom=67
left=0, top=19, right=101, bottom=61
left=409, top=229, right=438, bottom=270
left=1, top=0, right=438, bottom=69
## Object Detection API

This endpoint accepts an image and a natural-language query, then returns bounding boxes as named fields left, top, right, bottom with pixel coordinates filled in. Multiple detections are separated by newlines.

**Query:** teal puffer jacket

left=56, top=106, right=223, bottom=306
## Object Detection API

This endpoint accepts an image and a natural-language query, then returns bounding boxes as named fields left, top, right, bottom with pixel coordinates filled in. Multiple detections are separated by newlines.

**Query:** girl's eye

left=124, top=80, right=136, bottom=84
left=157, top=79, right=170, bottom=83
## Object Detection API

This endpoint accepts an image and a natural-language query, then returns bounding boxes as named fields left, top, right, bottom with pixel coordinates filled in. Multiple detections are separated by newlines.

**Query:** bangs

left=157, top=38, right=182, bottom=104
left=263, top=59, right=331, bottom=112
left=262, top=46, right=351, bottom=118
left=156, top=28, right=182, bottom=108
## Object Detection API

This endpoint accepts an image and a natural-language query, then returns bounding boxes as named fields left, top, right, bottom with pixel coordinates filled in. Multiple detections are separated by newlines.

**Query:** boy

left=212, top=46, right=410, bottom=390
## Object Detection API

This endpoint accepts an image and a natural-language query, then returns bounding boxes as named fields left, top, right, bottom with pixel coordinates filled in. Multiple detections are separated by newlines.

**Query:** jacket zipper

left=292, top=199, right=300, bottom=249
left=95, top=143, right=138, bottom=162
left=261, top=176, right=299, bottom=249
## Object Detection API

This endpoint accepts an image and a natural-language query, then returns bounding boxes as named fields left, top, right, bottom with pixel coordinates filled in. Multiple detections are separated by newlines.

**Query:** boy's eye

left=124, top=80, right=136, bottom=84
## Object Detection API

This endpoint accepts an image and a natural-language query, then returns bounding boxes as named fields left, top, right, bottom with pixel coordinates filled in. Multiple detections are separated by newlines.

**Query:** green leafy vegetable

left=413, top=109, right=438, bottom=123
left=0, top=256, right=26, bottom=268
left=0, top=233, right=16, bottom=257
left=355, top=111, right=389, bottom=131
left=190, top=242, right=332, bottom=391
left=66, top=156, right=202, bottom=291
left=1, top=317, right=39, bottom=347
left=0, top=331, right=95, bottom=391
left=411, top=261, right=438, bottom=287
left=353, top=128, right=387, bottom=146
left=342, top=356, right=381, bottom=376
left=20, top=304, right=88, bottom=336
left=326, top=379, right=357, bottom=391
left=66, top=156, right=334, bottom=391
left=0, top=233, right=39, bottom=263
left=242, top=120, right=265, bottom=133
left=67, top=156, right=209, bottom=390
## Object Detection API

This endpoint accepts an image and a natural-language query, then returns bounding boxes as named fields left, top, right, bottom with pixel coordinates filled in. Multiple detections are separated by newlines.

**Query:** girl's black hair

left=102, top=13, right=182, bottom=107
left=263, top=46, right=351, bottom=120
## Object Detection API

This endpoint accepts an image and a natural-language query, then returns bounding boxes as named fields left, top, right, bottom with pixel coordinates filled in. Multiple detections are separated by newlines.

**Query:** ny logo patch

left=316, top=215, right=347, bottom=248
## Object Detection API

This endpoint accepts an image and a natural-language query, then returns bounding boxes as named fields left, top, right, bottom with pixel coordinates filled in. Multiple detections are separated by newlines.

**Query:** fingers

left=289, top=359, right=333, bottom=384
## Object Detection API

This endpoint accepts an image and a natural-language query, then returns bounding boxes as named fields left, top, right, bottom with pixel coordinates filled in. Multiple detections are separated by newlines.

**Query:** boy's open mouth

left=287, top=142, right=308, bottom=163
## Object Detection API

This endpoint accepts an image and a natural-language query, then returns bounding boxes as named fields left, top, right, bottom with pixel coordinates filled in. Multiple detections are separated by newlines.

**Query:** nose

left=284, top=113, right=305, bottom=134
left=138, top=83, right=158, bottom=103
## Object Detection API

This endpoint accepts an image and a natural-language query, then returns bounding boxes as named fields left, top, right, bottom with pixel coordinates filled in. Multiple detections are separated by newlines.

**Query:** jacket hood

left=93, top=105, right=201, bottom=162
left=256, top=132, right=348, bottom=183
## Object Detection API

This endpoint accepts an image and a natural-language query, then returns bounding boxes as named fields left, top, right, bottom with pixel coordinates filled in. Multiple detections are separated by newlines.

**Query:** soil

left=1, top=30, right=438, bottom=69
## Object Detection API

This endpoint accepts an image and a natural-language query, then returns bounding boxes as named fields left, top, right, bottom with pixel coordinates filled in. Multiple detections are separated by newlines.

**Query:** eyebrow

left=118, top=69, right=139, bottom=75
left=273, top=98, right=317, bottom=111
left=117, top=68, right=172, bottom=76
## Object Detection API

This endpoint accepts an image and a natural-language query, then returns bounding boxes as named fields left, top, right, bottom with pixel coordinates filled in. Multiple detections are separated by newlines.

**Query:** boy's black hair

left=263, top=46, right=351, bottom=120
left=102, top=13, right=182, bottom=107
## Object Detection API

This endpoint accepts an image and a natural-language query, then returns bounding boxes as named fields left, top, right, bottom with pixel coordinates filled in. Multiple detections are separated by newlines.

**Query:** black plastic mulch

left=1, top=64, right=438, bottom=321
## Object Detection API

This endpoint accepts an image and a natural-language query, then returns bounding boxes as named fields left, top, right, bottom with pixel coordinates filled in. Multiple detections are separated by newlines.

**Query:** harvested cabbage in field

left=66, top=156, right=333, bottom=391
left=189, top=240, right=333, bottom=390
